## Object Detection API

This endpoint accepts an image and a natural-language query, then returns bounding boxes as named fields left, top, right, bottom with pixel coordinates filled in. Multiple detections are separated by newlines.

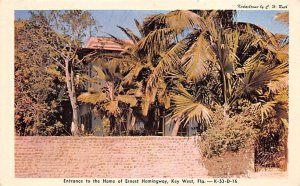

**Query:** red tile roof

left=84, top=37, right=132, bottom=51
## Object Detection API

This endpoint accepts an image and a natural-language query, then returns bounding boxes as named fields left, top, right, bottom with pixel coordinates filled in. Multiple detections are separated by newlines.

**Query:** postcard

left=0, top=0, right=299, bottom=186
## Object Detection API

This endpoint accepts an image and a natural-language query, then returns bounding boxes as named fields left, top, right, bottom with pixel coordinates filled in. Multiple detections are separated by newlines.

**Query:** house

left=77, top=37, right=199, bottom=136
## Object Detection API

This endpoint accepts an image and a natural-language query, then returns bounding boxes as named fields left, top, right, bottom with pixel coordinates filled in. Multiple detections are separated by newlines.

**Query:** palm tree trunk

left=223, top=103, right=229, bottom=119
left=130, top=115, right=136, bottom=129
left=171, top=115, right=182, bottom=136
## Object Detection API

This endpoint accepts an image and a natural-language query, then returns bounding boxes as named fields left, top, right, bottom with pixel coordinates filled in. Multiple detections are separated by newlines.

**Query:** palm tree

left=79, top=10, right=288, bottom=139
left=78, top=21, right=170, bottom=135
left=252, top=11, right=289, bottom=170
left=106, top=22, right=176, bottom=135
left=137, top=10, right=288, bottom=135
left=139, top=10, right=289, bottom=171
left=77, top=58, right=137, bottom=135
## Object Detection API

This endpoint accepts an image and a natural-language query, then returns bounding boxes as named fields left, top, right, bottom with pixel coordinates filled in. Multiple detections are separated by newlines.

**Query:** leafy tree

left=15, top=19, right=64, bottom=135
left=27, top=10, right=100, bottom=135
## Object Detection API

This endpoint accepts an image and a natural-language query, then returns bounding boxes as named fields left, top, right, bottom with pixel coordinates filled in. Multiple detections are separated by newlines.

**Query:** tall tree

left=138, top=10, right=288, bottom=135
left=28, top=10, right=100, bottom=135
left=252, top=11, right=289, bottom=170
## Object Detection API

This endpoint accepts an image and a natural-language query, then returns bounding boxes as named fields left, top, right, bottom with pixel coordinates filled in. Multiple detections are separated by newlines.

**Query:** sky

left=15, top=10, right=288, bottom=40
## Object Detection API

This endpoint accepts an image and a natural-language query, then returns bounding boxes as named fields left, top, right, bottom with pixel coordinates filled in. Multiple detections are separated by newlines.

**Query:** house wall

left=78, top=108, right=101, bottom=135
left=78, top=61, right=104, bottom=135
left=15, top=136, right=254, bottom=178
left=78, top=103, right=103, bottom=135
left=78, top=103, right=90, bottom=117
left=91, top=112, right=102, bottom=136
left=164, top=119, right=198, bottom=136
left=78, top=109, right=200, bottom=136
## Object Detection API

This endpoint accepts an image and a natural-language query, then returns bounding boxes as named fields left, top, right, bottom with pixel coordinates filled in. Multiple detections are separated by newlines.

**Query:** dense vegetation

left=15, top=10, right=288, bottom=169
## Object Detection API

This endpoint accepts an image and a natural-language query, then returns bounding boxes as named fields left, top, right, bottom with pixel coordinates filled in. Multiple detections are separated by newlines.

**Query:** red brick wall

left=15, top=136, right=209, bottom=178
left=15, top=136, right=254, bottom=178
left=202, top=146, right=255, bottom=177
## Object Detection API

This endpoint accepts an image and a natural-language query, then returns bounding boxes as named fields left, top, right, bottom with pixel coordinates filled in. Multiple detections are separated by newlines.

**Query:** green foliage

left=200, top=113, right=256, bottom=158
left=170, top=83, right=212, bottom=126
left=14, top=19, right=65, bottom=136
left=15, top=10, right=100, bottom=136
left=254, top=118, right=287, bottom=169
left=45, top=121, right=65, bottom=136
left=77, top=10, right=288, bottom=143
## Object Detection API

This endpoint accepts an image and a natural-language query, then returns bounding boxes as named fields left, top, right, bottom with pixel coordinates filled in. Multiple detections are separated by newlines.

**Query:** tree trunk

left=223, top=103, right=229, bottom=134
left=130, top=115, right=136, bottom=129
left=65, top=59, right=79, bottom=135
left=171, top=115, right=182, bottom=136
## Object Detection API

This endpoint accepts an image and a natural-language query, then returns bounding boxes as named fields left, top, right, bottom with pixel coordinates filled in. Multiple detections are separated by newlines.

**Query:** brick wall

left=15, top=136, right=254, bottom=178
left=202, top=146, right=255, bottom=177
left=15, top=136, right=209, bottom=178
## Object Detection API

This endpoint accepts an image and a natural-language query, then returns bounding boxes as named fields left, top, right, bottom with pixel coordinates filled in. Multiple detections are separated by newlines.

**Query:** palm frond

left=267, top=76, right=288, bottom=94
left=147, top=31, right=199, bottom=89
left=237, top=22, right=278, bottom=47
left=160, top=94, right=171, bottom=109
left=274, top=12, right=288, bottom=25
left=166, top=68, right=187, bottom=82
left=135, top=27, right=177, bottom=56
left=182, top=33, right=212, bottom=82
left=235, top=51, right=262, bottom=74
left=170, top=84, right=212, bottom=125
left=104, top=100, right=120, bottom=116
left=93, top=65, right=106, bottom=80
left=105, top=33, right=127, bottom=46
left=260, top=101, right=277, bottom=121
left=230, top=61, right=288, bottom=106
left=81, top=74, right=101, bottom=84
left=106, top=57, right=134, bottom=73
left=121, top=63, right=144, bottom=85
left=239, top=62, right=288, bottom=96
left=274, top=88, right=288, bottom=104
left=104, top=33, right=135, bottom=54
left=134, top=19, right=144, bottom=37
left=118, top=94, right=137, bottom=107
left=224, top=29, right=240, bottom=67
left=117, top=25, right=140, bottom=44
left=157, top=79, right=171, bottom=109
left=102, top=61, right=123, bottom=82
left=78, top=91, right=106, bottom=104
left=142, top=10, right=202, bottom=34
left=281, top=118, right=288, bottom=132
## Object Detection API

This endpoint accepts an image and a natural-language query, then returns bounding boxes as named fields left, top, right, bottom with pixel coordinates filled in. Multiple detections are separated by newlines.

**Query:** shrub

left=199, top=108, right=257, bottom=158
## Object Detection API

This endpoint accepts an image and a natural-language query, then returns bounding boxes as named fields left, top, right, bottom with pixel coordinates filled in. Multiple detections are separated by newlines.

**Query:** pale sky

left=15, top=10, right=288, bottom=39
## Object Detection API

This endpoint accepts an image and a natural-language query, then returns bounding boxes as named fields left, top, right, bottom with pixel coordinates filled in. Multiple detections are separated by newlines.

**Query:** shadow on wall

left=202, top=146, right=254, bottom=177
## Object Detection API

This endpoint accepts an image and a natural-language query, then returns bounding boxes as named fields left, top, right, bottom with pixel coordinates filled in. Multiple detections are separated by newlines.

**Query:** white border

left=0, top=0, right=299, bottom=186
